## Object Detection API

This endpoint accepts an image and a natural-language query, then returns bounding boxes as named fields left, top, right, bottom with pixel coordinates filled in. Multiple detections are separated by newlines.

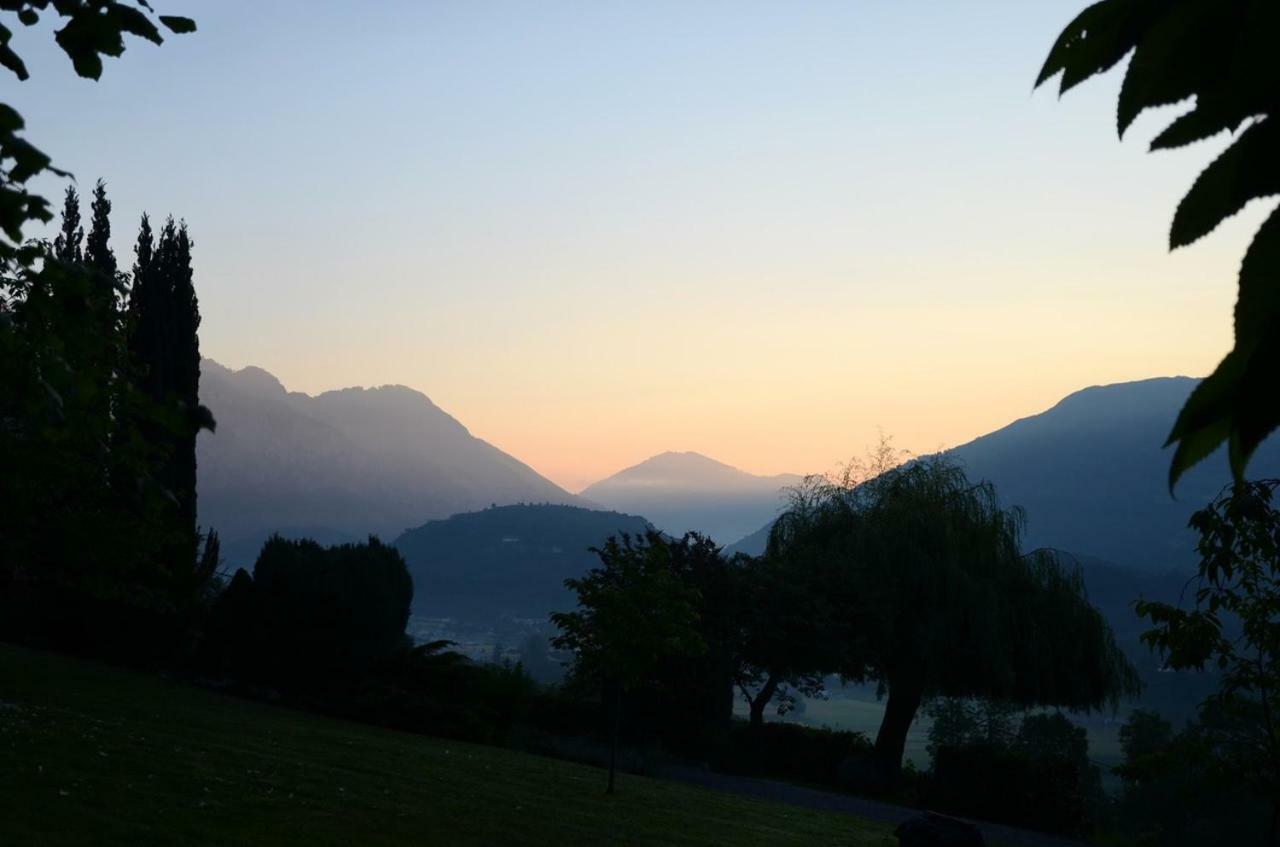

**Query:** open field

left=0, top=644, right=894, bottom=847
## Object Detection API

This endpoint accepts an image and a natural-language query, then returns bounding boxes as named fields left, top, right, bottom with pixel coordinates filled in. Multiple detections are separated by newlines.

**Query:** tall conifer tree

left=52, top=186, right=83, bottom=264
left=85, top=180, right=118, bottom=285
left=126, top=214, right=211, bottom=577
left=169, top=221, right=202, bottom=556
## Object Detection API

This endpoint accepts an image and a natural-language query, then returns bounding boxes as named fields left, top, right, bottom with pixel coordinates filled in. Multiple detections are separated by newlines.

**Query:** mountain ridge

left=725, top=375, right=1280, bottom=569
left=197, top=360, right=581, bottom=568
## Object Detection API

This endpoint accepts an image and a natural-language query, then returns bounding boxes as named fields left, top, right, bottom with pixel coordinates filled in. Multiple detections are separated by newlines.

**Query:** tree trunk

left=872, top=679, right=923, bottom=785
left=607, top=682, right=622, bottom=795
left=748, top=675, right=780, bottom=728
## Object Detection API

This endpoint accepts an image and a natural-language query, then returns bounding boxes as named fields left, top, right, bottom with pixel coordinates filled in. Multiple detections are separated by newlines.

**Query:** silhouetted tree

left=734, top=550, right=839, bottom=728
left=85, top=180, right=117, bottom=279
left=127, top=214, right=214, bottom=573
left=206, top=536, right=413, bottom=686
left=552, top=531, right=706, bottom=794
left=1137, top=479, right=1280, bottom=843
left=643, top=533, right=742, bottom=753
left=768, top=454, right=1138, bottom=784
left=1036, top=1, right=1280, bottom=485
left=52, top=185, right=82, bottom=263
left=1115, top=706, right=1274, bottom=847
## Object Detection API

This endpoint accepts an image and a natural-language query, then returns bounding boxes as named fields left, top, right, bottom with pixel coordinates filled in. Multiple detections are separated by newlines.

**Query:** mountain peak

left=644, top=450, right=737, bottom=471
left=581, top=451, right=802, bottom=545
left=197, top=359, right=580, bottom=565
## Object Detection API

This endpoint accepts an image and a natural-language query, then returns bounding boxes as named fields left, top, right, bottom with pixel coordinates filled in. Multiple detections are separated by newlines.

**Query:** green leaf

left=1166, top=203, right=1280, bottom=485
left=1149, top=103, right=1249, bottom=151
left=159, top=16, right=197, bottom=35
left=5, top=136, right=53, bottom=182
left=110, top=6, right=164, bottom=46
left=1035, top=0, right=1156, bottom=95
left=0, top=102, right=24, bottom=133
left=1115, top=1, right=1214, bottom=137
left=1233, top=202, right=1280, bottom=347
left=54, top=19, right=106, bottom=80
left=1165, top=351, right=1245, bottom=488
left=1170, top=118, right=1280, bottom=249
left=1227, top=333, right=1280, bottom=477
left=0, top=23, right=30, bottom=81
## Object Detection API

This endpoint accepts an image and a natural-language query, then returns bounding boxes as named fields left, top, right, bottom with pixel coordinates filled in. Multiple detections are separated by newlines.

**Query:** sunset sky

left=12, top=1, right=1269, bottom=491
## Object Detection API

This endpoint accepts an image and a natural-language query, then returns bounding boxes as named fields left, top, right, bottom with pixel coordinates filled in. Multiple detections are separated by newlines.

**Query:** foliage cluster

left=1135, top=479, right=1280, bottom=841
left=1037, top=0, right=1280, bottom=484
left=1, top=182, right=215, bottom=661
left=1113, top=708, right=1273, bottom=846
left=922, top=700, right=1102, bottom=837
left=760, top=453, right=1137, bottom=784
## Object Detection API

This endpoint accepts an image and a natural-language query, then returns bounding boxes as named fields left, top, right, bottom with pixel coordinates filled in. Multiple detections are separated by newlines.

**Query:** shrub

left=714, top=722, right=871, bottom=786
left=202, top=535, right=412, bottom=689
left=923, top=742, right=1095, bottom=837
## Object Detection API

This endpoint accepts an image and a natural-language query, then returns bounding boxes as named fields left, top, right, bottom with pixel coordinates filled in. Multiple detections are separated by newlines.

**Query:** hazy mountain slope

left=197, top=361, right=579, bottom=567
left=394, top=504, right=652, bottom=620
left=724, top=522, right=772, bottom=557
left=726, top=377, right=1280, bottom=569
left=580, top=451, right=802, bottom=546
left=949, top=377, right=1280, bottom=571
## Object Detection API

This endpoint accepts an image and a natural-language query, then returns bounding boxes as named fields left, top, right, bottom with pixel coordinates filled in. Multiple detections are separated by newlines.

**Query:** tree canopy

left=767, top=454, right=1138, bottom=780
left=1136, top=478, right=1280, bottom=837
left=1035, top=0, right=1280, bottom=486
left=552, top=530, right=706, bottom=792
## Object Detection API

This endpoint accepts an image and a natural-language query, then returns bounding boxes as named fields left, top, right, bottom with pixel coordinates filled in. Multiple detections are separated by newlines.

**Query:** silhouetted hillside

left=198, top=361, right=580, bottom=567
left=394, top=504, right=652, bottom=621
left=581, top=451, right=801, bottom=546
left=727, top=377, right=1280, bottom=570
left=950, top=377, right=1280, bottom=571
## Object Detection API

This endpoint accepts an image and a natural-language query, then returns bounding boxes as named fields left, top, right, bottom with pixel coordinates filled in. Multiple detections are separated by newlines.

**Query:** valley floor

left=0, top=644, right=893, bottom=847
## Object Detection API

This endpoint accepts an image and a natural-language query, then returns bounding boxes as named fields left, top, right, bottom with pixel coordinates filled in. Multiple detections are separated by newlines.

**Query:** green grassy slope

left=0, top=645, right=894, bottom=846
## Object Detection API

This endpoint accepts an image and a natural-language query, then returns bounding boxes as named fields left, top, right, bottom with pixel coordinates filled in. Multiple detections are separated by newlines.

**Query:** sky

left=9, top=1, right=1271, bottom=491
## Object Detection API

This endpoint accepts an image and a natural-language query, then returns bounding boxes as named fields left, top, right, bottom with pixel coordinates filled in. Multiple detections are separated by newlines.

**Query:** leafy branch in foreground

left=1136, top=479, right=1280, bottom=840
left=1, top=2, right=196, bottom=272
left=1035, top=0, right=1280, bottom=487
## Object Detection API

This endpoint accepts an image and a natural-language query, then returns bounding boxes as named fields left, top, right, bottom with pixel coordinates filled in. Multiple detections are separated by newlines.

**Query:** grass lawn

left=0, top=644, right=895, bottom=846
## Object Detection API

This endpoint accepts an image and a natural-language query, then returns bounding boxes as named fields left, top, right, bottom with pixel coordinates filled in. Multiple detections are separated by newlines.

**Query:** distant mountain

left=394, top=504, right=652, bottom=621
left=198, top=361, right=579, bottom=568
left=723, top=522, right=772, bottom=558
left=950, top=377, right=1280, bottom=571
left=580, top=451, right=802, bottom=546
left=726, top=377, right=1280, bottom=570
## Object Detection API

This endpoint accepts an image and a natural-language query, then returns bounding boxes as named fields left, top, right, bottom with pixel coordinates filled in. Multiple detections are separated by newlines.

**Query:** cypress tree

left=85, top=180, right=118, bottom=287
left=128, top=214, right=166, bottom=403
left=169, top=221, right=202, bottom=557
left=126, top=214, right=212, bottom=583
left=129, top=213, right=153, bottom=314
left=52, top=186, right=83, bottom=264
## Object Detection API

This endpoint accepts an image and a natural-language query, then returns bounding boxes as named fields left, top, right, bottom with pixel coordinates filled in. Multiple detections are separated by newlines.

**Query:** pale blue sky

left=9, top=2, right=1266, bottom=488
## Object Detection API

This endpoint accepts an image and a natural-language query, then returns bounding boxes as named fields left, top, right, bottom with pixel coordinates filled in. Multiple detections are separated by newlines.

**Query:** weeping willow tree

left=767, top=454, right=1139, bottom=782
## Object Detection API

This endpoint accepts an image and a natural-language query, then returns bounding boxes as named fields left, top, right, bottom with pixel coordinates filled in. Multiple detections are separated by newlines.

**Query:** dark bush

left=713, top=722, right=871, bottom=786
left=0, top=581, right=192, bottom=667
left=202, top=535, right=412, bottom=690
left=1113, top=707, right=1272, bottom=847
left=923, top=743, right=1094, bottom=837
left=353, top=651, right=543, bottom=745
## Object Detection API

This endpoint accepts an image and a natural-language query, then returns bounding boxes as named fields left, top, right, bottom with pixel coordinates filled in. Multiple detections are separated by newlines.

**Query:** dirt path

left=659, top=765, right=1086, bottom=847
